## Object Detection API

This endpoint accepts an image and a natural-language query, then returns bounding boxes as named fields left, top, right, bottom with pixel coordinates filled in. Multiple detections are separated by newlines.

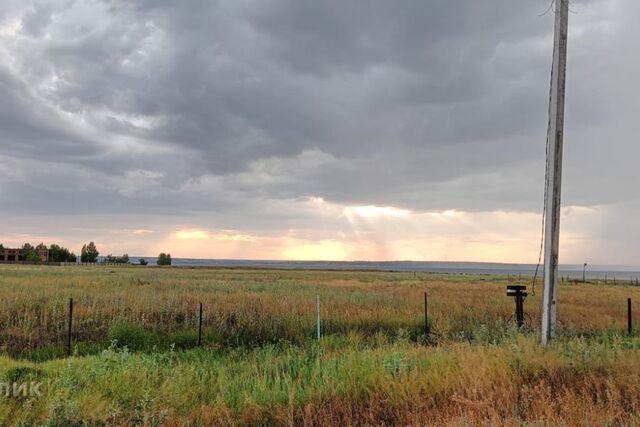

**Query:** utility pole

left=541, top=0, right=569, bottom=346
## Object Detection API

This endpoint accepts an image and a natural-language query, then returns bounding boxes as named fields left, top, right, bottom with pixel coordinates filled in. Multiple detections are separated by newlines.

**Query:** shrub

left=166, top=331, right=198, bottom=350
left=157, top=253, right=172, bottom=266
left=25, top=251, right=41, bottom=263
left=102, top=254, right=130, bottom=264
left=3, top=366, right=45, bottom=384
left=107, top=324, right=150, bottom=351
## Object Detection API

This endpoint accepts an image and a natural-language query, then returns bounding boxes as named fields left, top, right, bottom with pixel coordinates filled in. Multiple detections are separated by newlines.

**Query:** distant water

left=129, top=258, right=640, bottom=280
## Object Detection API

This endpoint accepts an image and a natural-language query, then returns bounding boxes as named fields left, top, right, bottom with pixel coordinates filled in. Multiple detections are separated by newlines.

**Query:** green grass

left=3, top=333, right=640, bottom=425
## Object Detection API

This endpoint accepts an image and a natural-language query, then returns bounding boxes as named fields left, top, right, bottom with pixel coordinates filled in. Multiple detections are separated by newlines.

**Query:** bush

left=166, top=331, right=199, bottom=350
left=157, top=253, right=172, bottom=266
left=102, top=254, right=130, bottom=264
left=107, top=324, right=150, bottom=351
left=3, top=366, right=45, bottom=384
left=139, top=258, right=148, bottom=266
left=25, top=251, right=41, bottom=263
left=22, top=243, right=42, bottom=264
left=106, top=324, right=198, bottom=352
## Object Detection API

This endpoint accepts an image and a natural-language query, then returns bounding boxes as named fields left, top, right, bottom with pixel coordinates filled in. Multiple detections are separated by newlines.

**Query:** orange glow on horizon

left=0, top=204, right=602, bottom=264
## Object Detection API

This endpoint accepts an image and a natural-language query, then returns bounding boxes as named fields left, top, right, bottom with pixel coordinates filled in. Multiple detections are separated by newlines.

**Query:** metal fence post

left=316, top=295, right=321, bottom=340
left=67, top=298, right=73, bottom=356
left=198, top=302, right=203, bottom=346
left=628, top=298, right=633, bottom=335
left=424, top=291, right=429, bottom=335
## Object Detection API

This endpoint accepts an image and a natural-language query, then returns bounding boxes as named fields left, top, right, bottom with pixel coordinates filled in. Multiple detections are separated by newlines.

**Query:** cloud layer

left=0, top=0, right=638, bottom=263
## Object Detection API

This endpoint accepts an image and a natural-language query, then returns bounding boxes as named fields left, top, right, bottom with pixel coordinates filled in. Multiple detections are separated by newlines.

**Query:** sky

left=0, top=0, right=638, bottom=264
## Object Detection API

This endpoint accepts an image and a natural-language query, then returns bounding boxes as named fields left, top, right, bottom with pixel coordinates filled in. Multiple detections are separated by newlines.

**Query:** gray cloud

left=1, top=0, right=638, bottom=241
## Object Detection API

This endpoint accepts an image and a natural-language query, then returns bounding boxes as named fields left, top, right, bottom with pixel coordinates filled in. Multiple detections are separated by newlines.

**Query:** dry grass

left=0, top=265, right=637, bottom=356
left=1, top=265, right=640, bottom=425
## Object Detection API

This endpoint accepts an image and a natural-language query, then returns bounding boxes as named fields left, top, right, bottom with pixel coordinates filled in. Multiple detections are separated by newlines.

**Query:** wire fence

left=1, top=290, right=636, bottom=360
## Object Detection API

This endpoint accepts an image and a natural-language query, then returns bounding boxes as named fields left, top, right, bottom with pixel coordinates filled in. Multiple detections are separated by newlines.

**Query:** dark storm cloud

left=0, top=0, right=632, bottom=218
left=248, top=0, right=542, bottom=75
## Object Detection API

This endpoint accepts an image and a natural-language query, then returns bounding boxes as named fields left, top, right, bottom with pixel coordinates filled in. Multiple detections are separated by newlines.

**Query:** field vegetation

left=1, top=265, right=639, bottom=425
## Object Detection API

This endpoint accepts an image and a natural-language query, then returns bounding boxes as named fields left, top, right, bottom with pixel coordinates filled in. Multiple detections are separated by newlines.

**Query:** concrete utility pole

left=541, top=0, right=569, bottom=346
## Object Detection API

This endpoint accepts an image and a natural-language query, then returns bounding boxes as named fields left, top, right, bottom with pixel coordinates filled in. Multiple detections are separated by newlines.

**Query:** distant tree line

left=48, top=244, right=77, bottom=263
left=102, top=254, right=130, bottom=264
left=2, top=240, right=173, bottom=266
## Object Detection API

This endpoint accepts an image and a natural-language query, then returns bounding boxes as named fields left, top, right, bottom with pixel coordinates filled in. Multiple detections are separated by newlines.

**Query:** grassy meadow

left=1, top=264, right=640, bottom=425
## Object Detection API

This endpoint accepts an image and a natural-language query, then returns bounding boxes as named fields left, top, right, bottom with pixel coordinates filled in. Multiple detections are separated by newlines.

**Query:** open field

left=1, top=265, right=640, bottom=425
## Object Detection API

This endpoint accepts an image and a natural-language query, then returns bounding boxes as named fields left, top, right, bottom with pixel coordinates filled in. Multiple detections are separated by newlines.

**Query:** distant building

left=0, top=247, right=49, bottom=264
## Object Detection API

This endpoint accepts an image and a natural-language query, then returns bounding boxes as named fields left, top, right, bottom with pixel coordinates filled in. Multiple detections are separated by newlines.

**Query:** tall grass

left=0, top=265, right=638, bottom=358
left=1, top=265, right=640, bottom=425
left=2, top=334, right=640, bottom=425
